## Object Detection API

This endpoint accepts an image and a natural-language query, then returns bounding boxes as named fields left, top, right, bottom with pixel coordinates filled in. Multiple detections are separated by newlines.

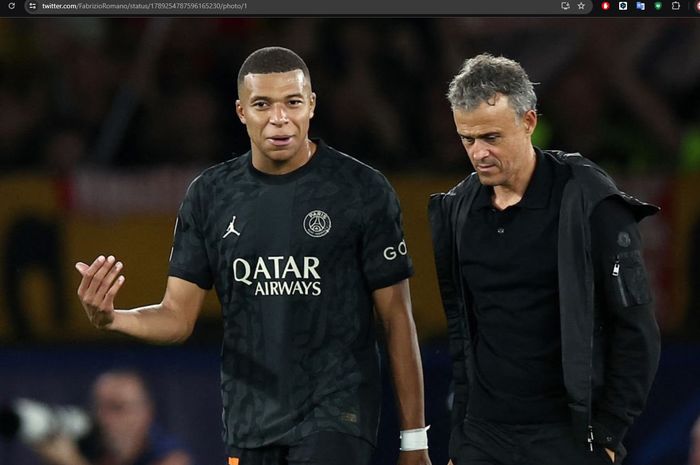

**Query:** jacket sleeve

left=428, top=194, right=470, bottom=453
left=590, top=196, right=661, bottom=449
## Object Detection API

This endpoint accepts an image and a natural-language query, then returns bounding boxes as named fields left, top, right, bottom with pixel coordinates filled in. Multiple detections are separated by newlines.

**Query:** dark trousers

left=228, top=431, right=374, bottom=465
left=451, top=417, right=624, bottom=465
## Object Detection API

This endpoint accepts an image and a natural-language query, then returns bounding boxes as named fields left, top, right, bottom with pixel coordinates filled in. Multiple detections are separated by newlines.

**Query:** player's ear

left=236, top=100, right=246, bottom=124
left=309, top=92, right=316, bottom=119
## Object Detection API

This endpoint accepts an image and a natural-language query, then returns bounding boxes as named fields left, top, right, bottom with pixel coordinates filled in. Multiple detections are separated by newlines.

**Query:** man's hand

left=398, top=449, right=431, bottom=465
left=605, top=448, right=615, bottom=463
left=34, top=434, right=91, bottom=465
left=76, top=255, right=125, bottom=330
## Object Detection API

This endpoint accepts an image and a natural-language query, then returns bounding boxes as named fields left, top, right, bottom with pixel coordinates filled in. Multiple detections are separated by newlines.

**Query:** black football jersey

left=169, top=140, right=413, bottom=449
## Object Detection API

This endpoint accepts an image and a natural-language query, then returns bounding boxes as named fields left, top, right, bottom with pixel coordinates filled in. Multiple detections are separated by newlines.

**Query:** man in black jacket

left=429, top=53, right=660, bottom=465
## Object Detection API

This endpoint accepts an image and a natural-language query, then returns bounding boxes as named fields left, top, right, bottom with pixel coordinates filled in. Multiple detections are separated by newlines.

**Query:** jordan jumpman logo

left=223, top=216, right=241, bottom=238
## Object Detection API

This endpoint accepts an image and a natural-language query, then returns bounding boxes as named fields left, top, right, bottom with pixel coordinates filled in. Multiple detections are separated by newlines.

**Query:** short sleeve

left=360, top=173, right=414, bottom=290
left=168, top=175, right=214, bottom=290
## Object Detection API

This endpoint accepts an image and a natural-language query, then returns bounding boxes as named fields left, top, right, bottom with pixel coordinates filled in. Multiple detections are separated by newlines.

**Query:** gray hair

left=447, top=53, right=537, bottom=118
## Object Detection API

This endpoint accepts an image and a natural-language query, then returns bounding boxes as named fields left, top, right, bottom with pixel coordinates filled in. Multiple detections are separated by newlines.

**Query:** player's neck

left=253, top=140, right=316, bottom=175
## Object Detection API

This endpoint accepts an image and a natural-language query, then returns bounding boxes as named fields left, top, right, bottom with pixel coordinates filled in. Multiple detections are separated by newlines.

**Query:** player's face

left=453, top=94, right=537, bottom=190
left=236, top=70, right=316, bottom=174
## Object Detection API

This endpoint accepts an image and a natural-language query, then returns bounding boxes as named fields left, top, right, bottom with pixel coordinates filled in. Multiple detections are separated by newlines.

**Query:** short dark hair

left=237, top=47, right=311, bottom=90
left=447, top=53, right=537, bottom=118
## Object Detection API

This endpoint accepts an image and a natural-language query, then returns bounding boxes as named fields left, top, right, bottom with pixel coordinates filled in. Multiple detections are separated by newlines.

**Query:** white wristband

left=399, top=425, right=430, bottom=451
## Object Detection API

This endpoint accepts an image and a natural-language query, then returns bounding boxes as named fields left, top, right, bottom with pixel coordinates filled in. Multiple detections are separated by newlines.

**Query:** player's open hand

left=75, top=255, right=125, bottom=330
left=398, top=450, right=432, bottom=465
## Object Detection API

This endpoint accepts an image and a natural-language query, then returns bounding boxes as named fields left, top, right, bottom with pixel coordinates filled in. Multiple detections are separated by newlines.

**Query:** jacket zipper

left=612, top=255, right=628, bottom=307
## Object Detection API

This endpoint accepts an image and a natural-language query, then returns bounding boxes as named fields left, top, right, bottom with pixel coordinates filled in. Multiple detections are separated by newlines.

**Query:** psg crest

left=303, top=210, right=331, bottom=238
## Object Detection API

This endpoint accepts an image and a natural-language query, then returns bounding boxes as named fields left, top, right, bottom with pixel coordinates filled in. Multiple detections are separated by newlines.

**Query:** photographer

left=4, top=370, right=193, bottom=465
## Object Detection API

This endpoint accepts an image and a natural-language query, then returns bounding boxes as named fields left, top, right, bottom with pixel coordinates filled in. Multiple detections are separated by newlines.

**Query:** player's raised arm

left=76, top=255, right=207, bottom=344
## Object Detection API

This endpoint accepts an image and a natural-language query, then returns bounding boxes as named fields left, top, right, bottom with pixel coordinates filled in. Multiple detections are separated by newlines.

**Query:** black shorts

left=227, top=431, right=374, bottom=465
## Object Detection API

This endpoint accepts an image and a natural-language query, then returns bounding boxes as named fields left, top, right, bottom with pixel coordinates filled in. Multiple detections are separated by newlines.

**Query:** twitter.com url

left=28, top=1, right=247, bottom=13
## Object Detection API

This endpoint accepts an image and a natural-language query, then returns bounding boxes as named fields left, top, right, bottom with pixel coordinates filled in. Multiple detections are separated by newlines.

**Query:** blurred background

left=1, top=17, right=699, bottom=465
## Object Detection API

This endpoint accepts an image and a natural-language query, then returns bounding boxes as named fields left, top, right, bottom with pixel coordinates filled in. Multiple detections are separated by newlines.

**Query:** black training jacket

left=428, top=150, right=660, bottom=458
